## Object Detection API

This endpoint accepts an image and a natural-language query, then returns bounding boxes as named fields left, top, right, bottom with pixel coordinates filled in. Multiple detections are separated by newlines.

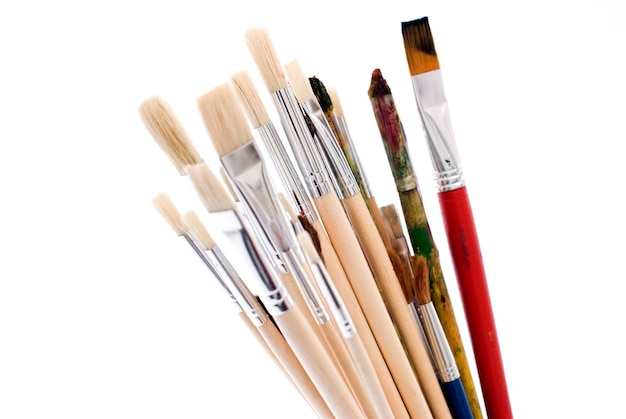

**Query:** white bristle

left=244, top=28, right=287, bottom=93
left=231, top=70, right=271, bottom=128
left=284, top=60, right=315, bottom=104
left=183, top=211, right=216, bottom=250
left=185, top=163, right=235, bottom=213
left=152, top=193, right=187, bottom=236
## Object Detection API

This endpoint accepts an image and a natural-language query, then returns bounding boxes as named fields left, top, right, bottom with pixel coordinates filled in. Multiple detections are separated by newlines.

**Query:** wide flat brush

left=285, top=59, right=451, bottom=419
left=369, top=68, right=483, bottom=419
left=414, top=255, right=474, bottom=419
left=182, top=210, right=334, bottom=419
left=190, top=90, right=365, bottom=418
left=244, top=27, right=429, bottom=419
left=401, top=16, right=512, bottom=418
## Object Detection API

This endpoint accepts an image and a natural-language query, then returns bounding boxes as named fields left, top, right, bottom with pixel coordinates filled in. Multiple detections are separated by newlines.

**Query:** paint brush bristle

left=401, top=17, right=441, bottom=76
left=284, top=60, right=316, bottom=104
left=380, top=204, right=405, bottom=241
left=152, top=193, right=187, bottom=236
left=197, top=83, right=253, bottom=158
left=244, top=28, right=287, bottom=93
left=139, top=96, right=203, bottom=174
left=185, top=163, right=235, bottom=213
left=412, top=255, right=431, bottom=306
left=231, top=70, right=271, bottom=128
left=388, top=248, right=413, bottom=304
left=183, top=210, right=216, bottom=250
left=327, top=87, right=343, bottom=118
left=367, top=69, right=392, bottom=98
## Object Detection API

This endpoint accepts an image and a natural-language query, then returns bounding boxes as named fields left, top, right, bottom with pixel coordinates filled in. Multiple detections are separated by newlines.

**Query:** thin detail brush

left=285, top=59, right=451, bottom=419
left=401, top=16, right=512, bottom=418
left=245, top=27, right=416, bottom=419
left=245, top=27, right=430, bottom=418
left=414, top=255, right=474, bottom=419
left=185, top=162, right=365, bottom=418
left=139, top=96, right=203, bottom=175
left=369, top=67, right=483, bottom=419
left=183, top=210, right=334, bottom=419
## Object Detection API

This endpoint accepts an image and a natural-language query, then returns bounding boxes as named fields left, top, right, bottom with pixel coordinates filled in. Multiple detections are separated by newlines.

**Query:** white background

left=1, top=1, right=625, bottom=418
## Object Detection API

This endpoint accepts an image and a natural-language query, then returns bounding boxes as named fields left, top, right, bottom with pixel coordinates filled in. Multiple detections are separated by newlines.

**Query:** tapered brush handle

left=241, top=313, right=334, bottom=419
left=311, top=218, right=410, bottom=419
left=441, top=378, right=474, bottom=419
left=438, top=186, right=512, bottom=419
left=274, top=306, right=366, bottom=418
left=342, top=192, right=451, bottom=419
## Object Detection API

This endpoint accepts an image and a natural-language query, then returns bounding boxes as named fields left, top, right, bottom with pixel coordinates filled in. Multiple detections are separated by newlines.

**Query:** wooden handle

left=241, top=312, right=334, bottom=419
left=343, top=192, right=452, bottom=419
left=274, top=305, right=366, bottom=418
left=313, top=190, right=432, bottom=419
left=311, top=218, right=409, bottom=419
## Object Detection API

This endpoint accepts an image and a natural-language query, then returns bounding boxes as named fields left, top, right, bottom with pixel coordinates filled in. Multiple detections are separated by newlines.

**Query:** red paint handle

left=438, top=186, right=513, bottom=419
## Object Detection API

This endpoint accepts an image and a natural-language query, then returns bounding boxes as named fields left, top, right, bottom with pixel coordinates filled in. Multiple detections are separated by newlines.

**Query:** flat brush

left=245, top=28, right=415, bottom=418
left=369, top=67, right=483, bottom=419
left=139, top=96, right=203, bottom=175
left=285, top=59, right=451, bottom=419
left=402, top=16, right=512, bottom=418
left=182, top=210, right=334, bottom=419
left=414, top=255, right=473, bottom=419
left=189, top=92, right=365, bottom=417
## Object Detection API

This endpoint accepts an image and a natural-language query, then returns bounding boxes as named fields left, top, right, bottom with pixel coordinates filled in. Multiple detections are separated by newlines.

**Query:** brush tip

left=309, top=77, right=333, bottom=114
left=244, top=28, right=287, bottom=93
left=183, top=210, right=216, bottom=250
left=327, top=87, right=344, bottom=118
left=197, top=82, right=253, bottom=158
left=139, top=96, right=203, bottom=175
left=380, top=204, right=404, bottom=239
left=367, top=69, right=391, bottom=98
left=186, top=162, right=236, bottom=213
left=152, top=192, right=187, bottom=236
left=401, top=16, right=441, bottom=75
left=284, top=60, right=315, bottom=103
left=231, top=70, right=271, bottom=128
left=413, top=255, right=431, bottom=305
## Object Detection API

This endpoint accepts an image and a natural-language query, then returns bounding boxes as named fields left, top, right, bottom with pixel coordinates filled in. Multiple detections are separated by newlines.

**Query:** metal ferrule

left=301, top=99, right=360, bottom=200
left=240, top=205, right=288, bottom=275
left=221, top=142, right=329, bottom=325
left=182, top=233, right=242, bottom=314
left=332, top=115, right=373, bottom=199
left=256, top=123, right=317, bottom=224
left=272, top=86, right=333, bottom=198
left=308, top=256, right=356, bottom=339
left=418, top=301, right=460, bottom=382
left=211, top=208, right=293, bottom=316
left=208, top=244, right=269, bottom=327
left=410, top=70, right=465, bottom=192
left=408, top=302, right=437, bottom=376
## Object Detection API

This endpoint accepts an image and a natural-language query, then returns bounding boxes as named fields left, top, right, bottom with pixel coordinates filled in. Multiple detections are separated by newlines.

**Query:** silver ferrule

left=272, top=86, right=333, bottom=198
left=222, top=142, right=329, bottom=324
left=307, top=255, right=356, bottom=339
left=301, top=99, right=360, bottom=200
left=182, top=233, right=243, bottom=314
left=418, top=301, right=460, bottom=382
left=332, top=115, right=373, bottom=199
left=211, top=209, right=293, bottom=316
left=256, top=123, right=317, bottom=224
left=240, top=205, right=288, bottom=275
left=410, top=70, right=465, bottom=191
left=208, top=245, right=269, bottom=327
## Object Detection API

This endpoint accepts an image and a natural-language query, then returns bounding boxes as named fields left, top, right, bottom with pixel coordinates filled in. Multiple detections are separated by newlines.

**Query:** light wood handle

left=343, top=192, right=452, bottom=419
left=313, top=190, right=432, bottom=419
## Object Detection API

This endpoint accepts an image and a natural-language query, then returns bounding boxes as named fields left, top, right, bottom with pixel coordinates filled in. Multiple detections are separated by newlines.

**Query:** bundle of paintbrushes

left=139, top=16, right=511, bottom=419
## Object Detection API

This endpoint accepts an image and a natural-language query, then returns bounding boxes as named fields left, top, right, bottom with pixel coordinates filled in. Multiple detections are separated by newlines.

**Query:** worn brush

left=402, top=16, right=511, bottom=418
left=245, top=27, right=413, bottom=418
left=285, top=58, right=450, bottom=419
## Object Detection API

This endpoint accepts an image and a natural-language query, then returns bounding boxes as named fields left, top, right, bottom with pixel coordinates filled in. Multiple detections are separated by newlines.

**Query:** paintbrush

left=139, top=96, right=203, bottom=175
left=310, top=79, right=392, bottom=250
left=285, top=58, right=452, bottom=419
left=369, top=67, right=483, bottom=419
left=413, top=255, right=474, bottom=419
left=185, top=161, right=365, bottom=418
left=197, top=81, right=381, bottom=416
left=244, top=27, right=430, bottom=419
left=182, top=209, right=335, bottom=419
left=401, top=16, right=512, bottom=418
